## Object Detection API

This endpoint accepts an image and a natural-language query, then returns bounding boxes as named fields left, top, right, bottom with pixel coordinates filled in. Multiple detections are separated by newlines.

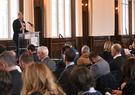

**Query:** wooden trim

left=19, top=0, right=23, bottom=12
left=71, top=0, right=76, bottom=39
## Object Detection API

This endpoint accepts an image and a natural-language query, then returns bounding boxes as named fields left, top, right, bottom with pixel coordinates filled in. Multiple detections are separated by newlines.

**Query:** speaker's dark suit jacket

left=13, top=19, right=26, bottom=42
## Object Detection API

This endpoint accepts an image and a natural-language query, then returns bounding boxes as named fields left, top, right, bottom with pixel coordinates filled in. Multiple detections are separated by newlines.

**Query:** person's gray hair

left=37, top=46, right=49, bottom=57
left=0, top=51, right=16, bottom=66
left=81, top=45, right=90, bottom=54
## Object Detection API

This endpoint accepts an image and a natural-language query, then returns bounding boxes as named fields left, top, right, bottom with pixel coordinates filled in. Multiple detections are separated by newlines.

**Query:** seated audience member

left=0, top=44, right=6, bottom=54
left=71, top=66, right=102, bottom=95
left=0, top=51, right=22, bottom=95
left=89, top=51, right=110, bottom=80
left=77, top=45, right=91, bottom=66
left=55, top=45, right=70, bottom=78
left=110, top=43, right=125, bottom=87
left=0, top=61, right=12, bottom=95
left=58, top=48, right=77, bottom=95
left=19, top=52, right=35, bottom=71
left=96, top=72, right=117, bottom=94
left=27, top=44, right=39, bottom=61
left=37, top=46, right=56, bottom=72
left=100, top=40, right=113, bottom=63
left=65, top=42, right=79, bottom=64
left=21, top=63, right=66, bottom=95
left=112, top=57, right=135, bottom=95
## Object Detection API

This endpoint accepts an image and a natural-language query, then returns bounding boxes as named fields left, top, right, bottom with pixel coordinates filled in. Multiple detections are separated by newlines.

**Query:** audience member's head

left=21, top=63, right=65, bottom=95
left=111, top=43, right=122, bottom=57
left=0, top=61, right=12, bottom=95
left=81, top=45, right=90, bottom=54
left=0, top=51, right=16, bottom=67
left=19, top=52, right=34, bottom=71
left=64, top=48, right=76, bottom=63
left=104, top=40, right=113, bottom=52
left=71, top=66, right=95, bottom=91
left=123, top=57, right=135, bottom=81
left=27, top=44, right=36, bottom=53
left=89, top=51, right=101, bottom=64
left=37, top=46, right=49, bottom=60
left=62, top=45, right=70, bottom=54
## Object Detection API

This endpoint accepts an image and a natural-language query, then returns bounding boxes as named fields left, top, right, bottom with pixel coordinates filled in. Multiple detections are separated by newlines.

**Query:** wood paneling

left=19, top=0, right=23, bottom=12
left=43, top=38, right=76, bottom=58
left=0, top=40, right=15, bottom=50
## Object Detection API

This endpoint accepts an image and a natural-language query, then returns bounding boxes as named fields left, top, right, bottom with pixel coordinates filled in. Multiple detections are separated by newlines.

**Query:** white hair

left=37, top=46, right=49, bottom=57
left=81, top=45, right=90, bottom=54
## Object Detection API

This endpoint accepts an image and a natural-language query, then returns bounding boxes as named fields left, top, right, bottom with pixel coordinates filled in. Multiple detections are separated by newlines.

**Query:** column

left=24, top=0, right=35, bottom=32
left=75, top=0, right=83, bottom=37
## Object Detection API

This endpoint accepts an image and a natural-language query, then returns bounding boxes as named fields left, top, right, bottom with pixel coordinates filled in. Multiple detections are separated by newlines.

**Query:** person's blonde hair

left=104, top=41, right=113, bottom=52
left=21, top=63, right=65, bottom=95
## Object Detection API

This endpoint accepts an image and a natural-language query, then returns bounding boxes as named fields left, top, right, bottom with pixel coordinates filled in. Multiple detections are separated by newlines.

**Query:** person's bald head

left=111, top=43, right=122, bottom=57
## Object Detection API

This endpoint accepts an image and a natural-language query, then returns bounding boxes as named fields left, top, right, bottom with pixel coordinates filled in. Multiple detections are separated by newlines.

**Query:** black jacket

left=13, top=19, right=27, bottom=42
left=58, top=65, right=77, bottom=95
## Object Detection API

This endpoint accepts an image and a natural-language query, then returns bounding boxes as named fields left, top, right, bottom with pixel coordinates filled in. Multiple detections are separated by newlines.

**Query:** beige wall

left=75, top=0, right=83, bottom=37
left=133, top=0, right=135, bottom=34
left=43, top=0, right=52, bottom=38
left=24, top=0, right=35, bottom=32
left=89, top=0, right=114, bottom=36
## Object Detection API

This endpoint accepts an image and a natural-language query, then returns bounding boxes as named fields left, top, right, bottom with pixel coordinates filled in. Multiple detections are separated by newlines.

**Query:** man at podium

left=13, top=12, right=28, bottom=57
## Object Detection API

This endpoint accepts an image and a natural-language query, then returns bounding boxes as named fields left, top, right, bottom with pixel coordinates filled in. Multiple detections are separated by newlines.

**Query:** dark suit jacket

left=100, top=51, right=113, bottom=63
left=12, top=19, right=26, bottom=42
left=58, top=65, right=77, bottom=95
left=109, top=56, right=125, bottom=72
left=10, top=70, right=22, bottom=95
left=109, top=56, right=125, bottom=87
left=42, top=57, right=56, bottom=72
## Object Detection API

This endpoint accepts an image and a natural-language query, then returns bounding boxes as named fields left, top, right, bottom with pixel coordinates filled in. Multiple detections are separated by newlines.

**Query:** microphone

left=27, top=22, right=34, bottom=27
left=59, top=34, right=64, bottom=39
left=59, top=34, right=67, bottom=43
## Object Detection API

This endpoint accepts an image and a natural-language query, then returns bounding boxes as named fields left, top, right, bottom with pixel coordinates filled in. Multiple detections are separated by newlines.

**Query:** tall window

left=51, top=0, right=71, bottom=38
left=122, top=0, right=128, bottom=35
left=0, top=0, right=19, bottom=39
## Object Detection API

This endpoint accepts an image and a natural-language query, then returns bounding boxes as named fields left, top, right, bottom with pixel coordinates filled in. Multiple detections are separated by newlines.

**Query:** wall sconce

left=82, top=3, right=88, bottom=7
left=115, top=7, right=118, bottom=10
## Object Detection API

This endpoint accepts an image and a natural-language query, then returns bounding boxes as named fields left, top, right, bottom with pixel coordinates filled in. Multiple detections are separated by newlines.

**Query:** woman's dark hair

left=123, top=57, right=135, bottom=81
left=27, top=44, right=36, bottom=52
left=71, top=66, right=95, bottom=91
left=65, top=48, right=76, bottom=62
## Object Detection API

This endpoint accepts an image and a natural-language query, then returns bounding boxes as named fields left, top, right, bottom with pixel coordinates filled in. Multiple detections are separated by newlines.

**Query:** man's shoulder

left=13, top=19, right=19, bottom=24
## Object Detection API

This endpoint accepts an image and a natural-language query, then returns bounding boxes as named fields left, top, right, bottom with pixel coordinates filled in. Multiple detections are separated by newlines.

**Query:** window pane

left=0, top=0, right=8, bottom=38
left=52, top=0, right=58, bottom=37
left=58, top=0, right=65, bottom=36
left=122, top=0, right=129, bottom=35
left=65, top=0, right=71, bottom=37
left=10, top=0, right=19, bottom=39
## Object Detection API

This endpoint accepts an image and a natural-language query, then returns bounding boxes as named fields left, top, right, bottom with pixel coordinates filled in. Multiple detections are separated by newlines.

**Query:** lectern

left=18, top=32, right=40, bottom=55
